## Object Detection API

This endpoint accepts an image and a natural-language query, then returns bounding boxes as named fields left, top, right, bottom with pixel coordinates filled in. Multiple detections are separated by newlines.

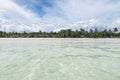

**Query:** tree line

left=0, top=28, right=120, bottom=38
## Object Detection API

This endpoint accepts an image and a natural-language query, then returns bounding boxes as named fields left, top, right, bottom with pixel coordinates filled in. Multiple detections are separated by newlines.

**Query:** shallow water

left=0, top=38, right=120, bottom=80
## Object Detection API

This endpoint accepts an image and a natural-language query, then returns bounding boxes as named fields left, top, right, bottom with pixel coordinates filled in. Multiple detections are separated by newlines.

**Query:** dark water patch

left=48, top=54, right=111, bottom=59
left=63, top=54, right=110, bottom=58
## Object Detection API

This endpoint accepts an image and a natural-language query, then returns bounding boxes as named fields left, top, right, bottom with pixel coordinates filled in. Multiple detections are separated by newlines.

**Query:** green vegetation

left=0, top=28, right=120, bottom=38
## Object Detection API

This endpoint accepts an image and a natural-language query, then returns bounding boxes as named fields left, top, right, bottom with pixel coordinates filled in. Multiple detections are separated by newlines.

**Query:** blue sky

left=13, top=0, right=54, bottom=17
left=13, top=0, right=120, bottom=20
left=0, top=0, right=120, bottom=32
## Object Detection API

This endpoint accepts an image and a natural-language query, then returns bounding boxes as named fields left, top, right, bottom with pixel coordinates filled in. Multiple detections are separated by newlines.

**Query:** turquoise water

left=0, top=38, right=120, bottom=80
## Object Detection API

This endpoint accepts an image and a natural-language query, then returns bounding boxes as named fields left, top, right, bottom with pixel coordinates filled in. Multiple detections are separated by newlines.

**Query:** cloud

left=0, top=0, right=120, bottom=32
left=45, top=0, right=120, bottom=21
left=0, top=0, right=57, bottom=32
left=0, top=0, right=41, bottom=24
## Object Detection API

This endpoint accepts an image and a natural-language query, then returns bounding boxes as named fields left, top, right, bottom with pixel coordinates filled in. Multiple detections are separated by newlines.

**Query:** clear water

left=0, top=38, right=120, bottom=80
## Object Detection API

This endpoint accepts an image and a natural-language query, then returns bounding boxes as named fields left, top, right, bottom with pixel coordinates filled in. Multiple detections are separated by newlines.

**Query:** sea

left=0, top=38, right=120, bottom=80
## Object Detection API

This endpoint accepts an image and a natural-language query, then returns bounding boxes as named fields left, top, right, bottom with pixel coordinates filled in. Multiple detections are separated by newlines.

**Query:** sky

left=0, top=0, right=120, bottom=32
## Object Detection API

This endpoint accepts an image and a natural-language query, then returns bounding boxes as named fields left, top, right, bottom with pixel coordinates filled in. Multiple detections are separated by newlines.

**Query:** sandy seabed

left=0, top=38, right=120, bottom=80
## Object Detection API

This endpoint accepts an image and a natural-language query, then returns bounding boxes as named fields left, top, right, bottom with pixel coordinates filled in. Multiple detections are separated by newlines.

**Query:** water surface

left=0, top=38, right=120, bottom=80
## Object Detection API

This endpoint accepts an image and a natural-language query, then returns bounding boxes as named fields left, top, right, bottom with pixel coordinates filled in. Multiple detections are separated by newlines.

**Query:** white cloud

left=114, top=18, right=120, bottom=25
left=49, top=0, right=120, bottom=21
left=0, top=0, right=43, bottom=24
left=111, top=18, right=120, bottom=30
left=0, top=0, right=57, bottom=32
left=0, top=0, right=120, bottom=32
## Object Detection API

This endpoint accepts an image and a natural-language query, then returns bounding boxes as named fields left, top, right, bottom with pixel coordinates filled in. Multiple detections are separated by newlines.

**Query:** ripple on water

left=0, top=39, right=120, bottom=80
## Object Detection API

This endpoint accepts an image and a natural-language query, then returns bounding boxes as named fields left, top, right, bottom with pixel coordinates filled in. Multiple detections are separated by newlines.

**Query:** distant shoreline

left=0, top=28, right=120, bottom=38
left=0, top=38, right=119, bottom=43
left=0, top=38, right=119, bottom=39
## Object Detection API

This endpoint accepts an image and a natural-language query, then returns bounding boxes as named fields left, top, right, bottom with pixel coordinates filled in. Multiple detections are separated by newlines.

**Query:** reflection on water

left=0, top=38, right=120, bottom=80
